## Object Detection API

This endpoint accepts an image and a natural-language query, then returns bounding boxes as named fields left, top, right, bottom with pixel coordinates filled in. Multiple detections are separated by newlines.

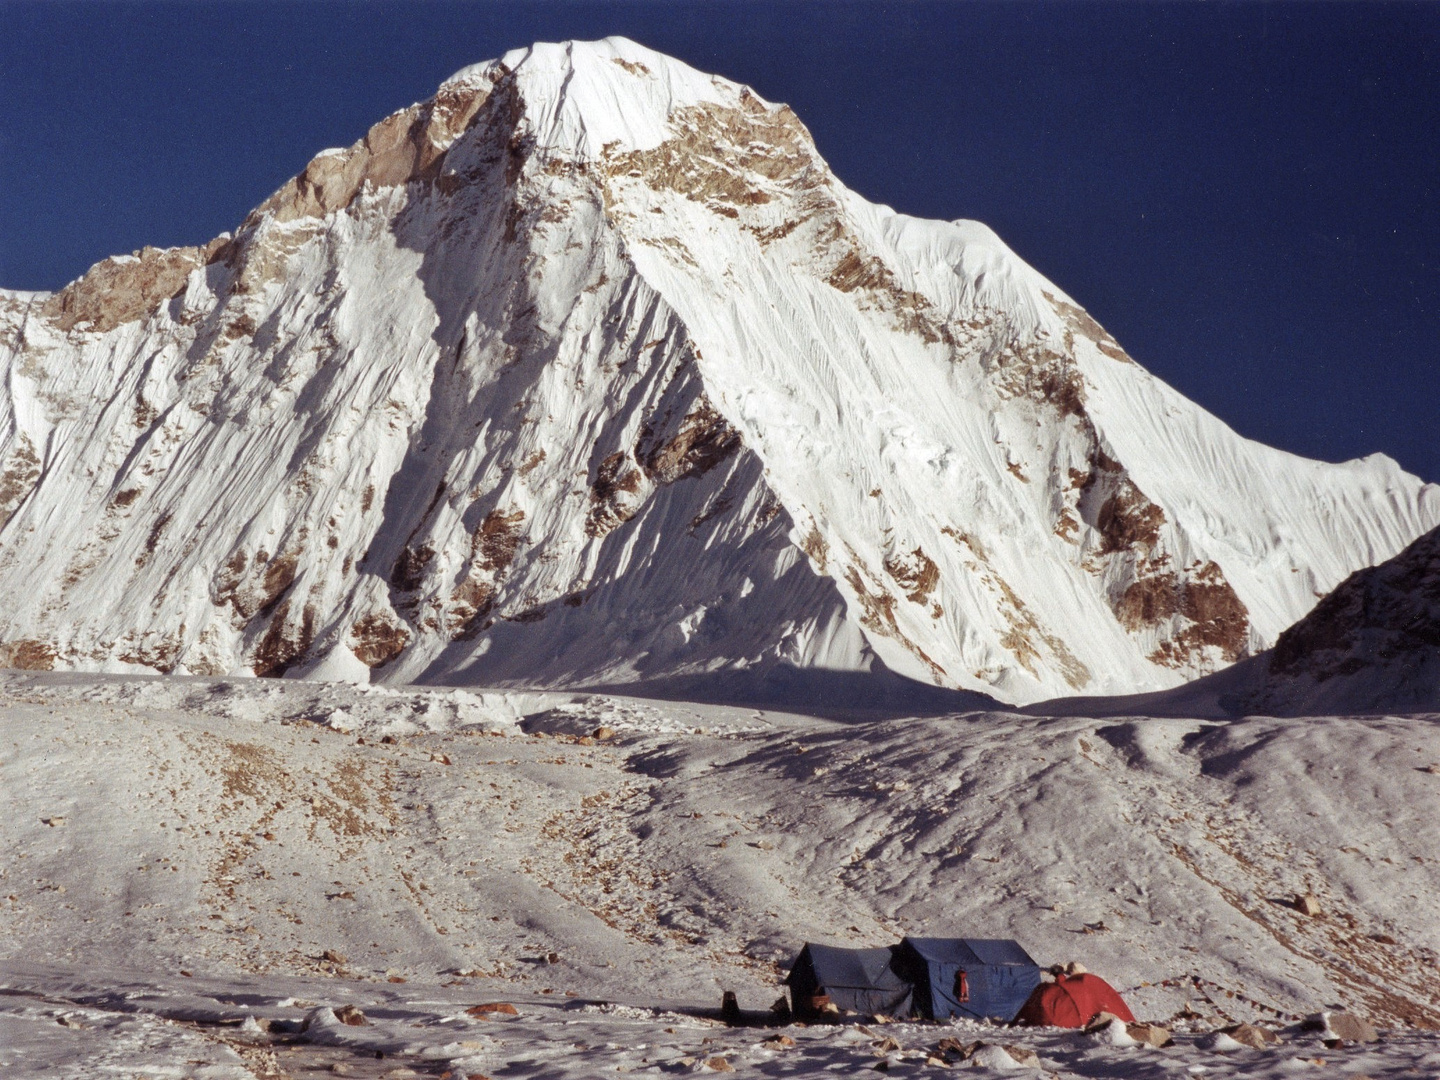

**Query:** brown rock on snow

left=1221, top=1023, right=1281, bottom=1049
left=1084, top=1011, right=1126, bottom=1033
left=1126, top=1023, right=1174, bottom=1048
left=1002, top=1045, right=1041, bottom=1067
left=704, top=1057, right=734, bottom=1072
left=321, top=949, right=347, bottom=964
left=1323, top=1012, right=1379, bottom=1043
left=1294, top=893, right=1322, bottom=917
left=333, top=1005, right=367, bottom=1026
left=933, top=1037, right=979, bottom=1061
left=466, top=1002, right=519, bottom=1017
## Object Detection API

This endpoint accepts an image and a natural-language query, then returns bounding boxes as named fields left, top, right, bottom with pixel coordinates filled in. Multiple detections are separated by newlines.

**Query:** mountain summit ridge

left=1, top=36, right=1435, bottom=704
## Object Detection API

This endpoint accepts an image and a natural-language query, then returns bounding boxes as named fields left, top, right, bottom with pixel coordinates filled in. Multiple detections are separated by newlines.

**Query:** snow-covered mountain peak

left=450, top=36, right=752, bottom=158
left=0, top=40, right=1435, bottom=704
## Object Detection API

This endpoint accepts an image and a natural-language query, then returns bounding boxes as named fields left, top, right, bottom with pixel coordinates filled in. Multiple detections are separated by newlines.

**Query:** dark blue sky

left=3, top=2, right=1436, bottom=480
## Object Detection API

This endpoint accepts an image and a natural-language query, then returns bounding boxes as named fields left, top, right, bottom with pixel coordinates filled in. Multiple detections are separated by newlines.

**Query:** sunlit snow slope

left=0, top=37, right=1435, bottom=704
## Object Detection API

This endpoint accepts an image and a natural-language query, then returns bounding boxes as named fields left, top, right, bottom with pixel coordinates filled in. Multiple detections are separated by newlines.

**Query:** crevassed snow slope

left=0, top=36, right=1434, bottom=704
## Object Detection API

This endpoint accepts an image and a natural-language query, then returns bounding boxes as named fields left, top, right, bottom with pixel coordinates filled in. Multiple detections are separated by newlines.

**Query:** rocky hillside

left=0, top=37, right=1435, bottom=704
left=1231, top=524, right=1440, bottom=715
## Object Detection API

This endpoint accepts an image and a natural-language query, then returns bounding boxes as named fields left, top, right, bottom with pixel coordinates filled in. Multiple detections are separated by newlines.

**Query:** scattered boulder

left=1219, top=1023, right=1280, bottom=1049
left=333, top=1005, right=367, bottom=1027
left=1084, top=1012, right=1128, bottom=1034
left=41, top=816, right=66, bottom=827
left=593, top=726, right=616, bottom=740
left=933, top=1037, right=979, bottom=1062
left=872, top=1036, right=901, bottom=1053
left=705, top=1056, right=734, bottom=1072
left=1314, top=1011, right=1379, bottom=1043
left=1126, top=1023, right=1173, bottom=1048
left=1199, top=1031, right=1248, bottom=1053
left=322, top=949, right=347, bottom=965
left=466, top=1002, right=519, bottom=1017
left=430, top=752, right=451, bottom=765
left=968, top=1043, right=1035, bottom=1070
left=1088, top=1018, right=1138, bottom=1046
left=761, top=1034, right=795, bottom=1049
left=1002, top=1045, right=1041, bottom=1067
left=1294, top=893, right=1322, bottom=917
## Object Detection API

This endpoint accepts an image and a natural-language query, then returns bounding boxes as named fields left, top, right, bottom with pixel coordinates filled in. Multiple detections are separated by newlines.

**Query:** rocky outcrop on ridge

left=0, top=37, right=1435, bottom=704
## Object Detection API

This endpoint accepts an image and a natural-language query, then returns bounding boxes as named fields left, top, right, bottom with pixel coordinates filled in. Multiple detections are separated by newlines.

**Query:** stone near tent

left=1220, top=1023, right=1281, bottom=1049
left=933, top=1037, right=980, bottom=1062
left=1002, top=1045, right=1042, bottom=1067
left=466, top=1002, right=519, bottom=1017
left=1084, top=1011, right=1127, bottom=1033
left=1320, top=1011, right=1379, bottom=1043
left=1126, top=1023, right=1174, bottom=1048
left=333, top=1005, right=367, bottom=1026
left=1294, top=893, right=1322, bottom=917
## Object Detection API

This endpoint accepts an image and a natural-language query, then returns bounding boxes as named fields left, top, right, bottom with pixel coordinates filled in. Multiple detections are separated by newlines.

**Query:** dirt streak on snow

left=2, top=671, right=1438, bottom=1078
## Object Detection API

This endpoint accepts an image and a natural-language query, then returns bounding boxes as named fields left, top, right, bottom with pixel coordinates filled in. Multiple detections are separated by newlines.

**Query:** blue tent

left=784, top=943, right=913, bottom=1018
left=892, top=937, right=1041, bottom=1022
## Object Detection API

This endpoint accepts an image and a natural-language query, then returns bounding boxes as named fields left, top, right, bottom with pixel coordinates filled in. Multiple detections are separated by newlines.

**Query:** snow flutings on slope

left=0, top=38, right=1436, bottom=704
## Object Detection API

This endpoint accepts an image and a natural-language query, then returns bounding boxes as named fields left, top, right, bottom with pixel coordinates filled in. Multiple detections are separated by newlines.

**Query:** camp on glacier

left=3, top=33, right=1440, bottom=1080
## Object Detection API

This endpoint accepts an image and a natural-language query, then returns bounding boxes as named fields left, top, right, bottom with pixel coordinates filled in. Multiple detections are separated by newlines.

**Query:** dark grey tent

left=892, top=937, right=1041, bottom=1022
left=784, top=943, right=913, bottom=1018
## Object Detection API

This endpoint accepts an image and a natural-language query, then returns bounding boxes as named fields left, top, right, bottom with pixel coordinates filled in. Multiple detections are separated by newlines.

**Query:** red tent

left=1014, top=973, right=1135, bottom=1028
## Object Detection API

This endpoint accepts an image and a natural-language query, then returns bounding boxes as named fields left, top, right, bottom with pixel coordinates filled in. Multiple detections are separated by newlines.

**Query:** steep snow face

left=0, top=36, right=1435, bottom=703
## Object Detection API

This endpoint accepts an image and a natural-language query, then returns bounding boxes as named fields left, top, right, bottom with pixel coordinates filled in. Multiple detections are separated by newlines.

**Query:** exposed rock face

left=0, top=37, right=1436, bottom=703
left=1235, top=524, right=1440, bottom=714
